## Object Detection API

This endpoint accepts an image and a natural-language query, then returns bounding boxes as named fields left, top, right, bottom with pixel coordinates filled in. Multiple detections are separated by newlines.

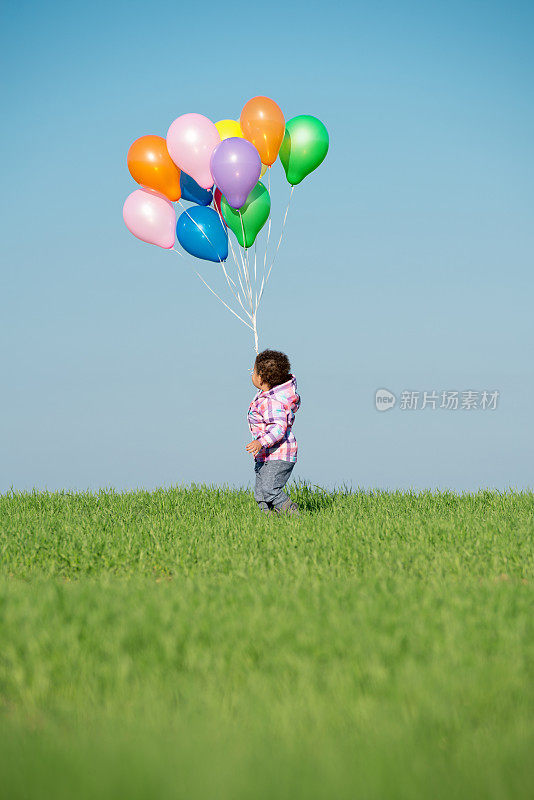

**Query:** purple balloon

left=210, top=137, right=261, bottom=209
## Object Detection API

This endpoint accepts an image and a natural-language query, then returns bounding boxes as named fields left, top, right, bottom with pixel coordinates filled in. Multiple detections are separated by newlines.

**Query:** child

left=245, top=349, right=301, bottom=515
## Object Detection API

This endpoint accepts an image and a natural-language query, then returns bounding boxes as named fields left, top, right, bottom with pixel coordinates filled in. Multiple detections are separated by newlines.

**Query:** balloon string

left=253, top=241, right=258, bottom=307
left=192, top=270, right=253, bottom=330
left=169, top=248, right=253, bottom=330
left=219, top=211, right=252, bottom=319
left=228, top=262, right=253, bottom=320
left=220, top=256, right=250, bottom=318
left=177, top=198, right=247, bottom=313
left=222, top=203, right=250, bottom=307
left=232, top=250, right=250, bottom=314
left=228, top=271, right=252, bottom=320
left=237, top=267, right=250, bottom=311
left=251, top=165, right=272, bottom=343
left=226, top=230, right=251, bottom=314
left=245, top=246, right=253, bottom=310
left=214, top=203, right=248, bottom=304
left=175, top=202, right=253, bottom=329
left=229, top=234, right=247, bottom=299
left=212, top=201, right=249, bottom=314
left=238, top=213, right=252, bottom=310
left=236, top=240, right=250, bottom=304
left=238, top=210, right=254, bottom=313
left=261, top=167, right=273, bottom=297
left=257, top=186, right=294, bottom=309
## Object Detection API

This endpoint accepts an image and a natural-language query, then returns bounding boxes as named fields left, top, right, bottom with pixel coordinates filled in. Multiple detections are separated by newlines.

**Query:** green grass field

left=0, top=484, right=533, bottom=799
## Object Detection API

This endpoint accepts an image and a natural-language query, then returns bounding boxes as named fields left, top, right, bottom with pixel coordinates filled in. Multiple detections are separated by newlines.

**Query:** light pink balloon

left=123, top=188, right=176, bottom=249
left=166, top=113, right=221, bottom=190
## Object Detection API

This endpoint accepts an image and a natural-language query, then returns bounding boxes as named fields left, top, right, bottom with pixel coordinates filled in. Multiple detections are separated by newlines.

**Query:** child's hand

left=245, top=440, right=263, bottom=456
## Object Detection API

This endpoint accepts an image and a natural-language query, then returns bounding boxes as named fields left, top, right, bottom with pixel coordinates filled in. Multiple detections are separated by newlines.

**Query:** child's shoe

left=275, top=499, right=300, bottom=516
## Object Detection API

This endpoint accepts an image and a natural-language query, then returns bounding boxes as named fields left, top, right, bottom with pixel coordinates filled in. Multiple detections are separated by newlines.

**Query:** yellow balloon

left=260, top=163, right=268, bottom=178
left=215, top=119, right=244, bottom=140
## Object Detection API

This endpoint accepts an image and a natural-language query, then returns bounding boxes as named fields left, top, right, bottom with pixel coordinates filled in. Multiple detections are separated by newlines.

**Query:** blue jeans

left=254, top=459, right=295, bottom=511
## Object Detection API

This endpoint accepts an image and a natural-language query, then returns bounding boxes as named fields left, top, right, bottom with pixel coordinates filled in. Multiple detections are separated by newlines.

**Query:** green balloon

left=221, top=181, right=271, bottom=248
left=279, top=115, right=329, bottom=186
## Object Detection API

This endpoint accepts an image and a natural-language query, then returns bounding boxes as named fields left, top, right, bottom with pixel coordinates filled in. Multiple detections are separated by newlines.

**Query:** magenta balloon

left=210, top=137, right=261, bottom=209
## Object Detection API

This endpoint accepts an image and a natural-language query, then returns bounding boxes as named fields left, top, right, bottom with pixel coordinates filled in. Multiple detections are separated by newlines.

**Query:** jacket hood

left=262, top=374, right=300, bottom=414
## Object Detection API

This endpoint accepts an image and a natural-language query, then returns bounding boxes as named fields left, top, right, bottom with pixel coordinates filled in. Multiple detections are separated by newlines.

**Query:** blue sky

left=1, top=0, right=533, bottom=491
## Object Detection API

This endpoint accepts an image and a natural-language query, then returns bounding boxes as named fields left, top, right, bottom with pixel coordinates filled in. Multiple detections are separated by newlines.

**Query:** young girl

left=245, top=349, right=301, bottom=515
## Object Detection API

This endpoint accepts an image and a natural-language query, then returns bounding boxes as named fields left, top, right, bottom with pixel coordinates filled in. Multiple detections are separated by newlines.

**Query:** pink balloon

left=166, top=113, right=220, bottom=191
left=123, top=188, right=176, bottom=249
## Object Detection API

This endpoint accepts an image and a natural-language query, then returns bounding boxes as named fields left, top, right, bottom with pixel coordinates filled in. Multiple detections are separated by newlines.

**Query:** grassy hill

left=0, top=485, right=532, bottom=799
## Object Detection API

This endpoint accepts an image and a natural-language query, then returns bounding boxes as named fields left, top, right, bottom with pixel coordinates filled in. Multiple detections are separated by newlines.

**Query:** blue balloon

left=180, top=172, right=213, bottom=205
left=176, top=206, right=228, bottom=263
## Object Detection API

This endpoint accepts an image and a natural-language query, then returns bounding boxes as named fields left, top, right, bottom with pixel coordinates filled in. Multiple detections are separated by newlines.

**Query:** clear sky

left=1, top=0, right=533, bottom=492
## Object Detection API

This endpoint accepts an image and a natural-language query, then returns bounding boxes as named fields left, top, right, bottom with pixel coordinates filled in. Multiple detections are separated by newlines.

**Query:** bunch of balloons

left=123, top=96, right=329, bottom=351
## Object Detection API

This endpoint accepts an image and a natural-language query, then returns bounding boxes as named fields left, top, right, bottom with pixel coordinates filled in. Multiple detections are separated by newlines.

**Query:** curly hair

left=255, top=349, right=292, bottom=389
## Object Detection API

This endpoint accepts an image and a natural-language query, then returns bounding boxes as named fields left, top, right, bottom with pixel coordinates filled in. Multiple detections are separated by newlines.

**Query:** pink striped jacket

left=247, top=375, right=301, bottom=462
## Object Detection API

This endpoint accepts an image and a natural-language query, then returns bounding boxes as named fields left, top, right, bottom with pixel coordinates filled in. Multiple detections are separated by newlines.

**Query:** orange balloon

left=127, top=135, right=181, bottom=201
left=240, top=96, right=285, bottom=166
